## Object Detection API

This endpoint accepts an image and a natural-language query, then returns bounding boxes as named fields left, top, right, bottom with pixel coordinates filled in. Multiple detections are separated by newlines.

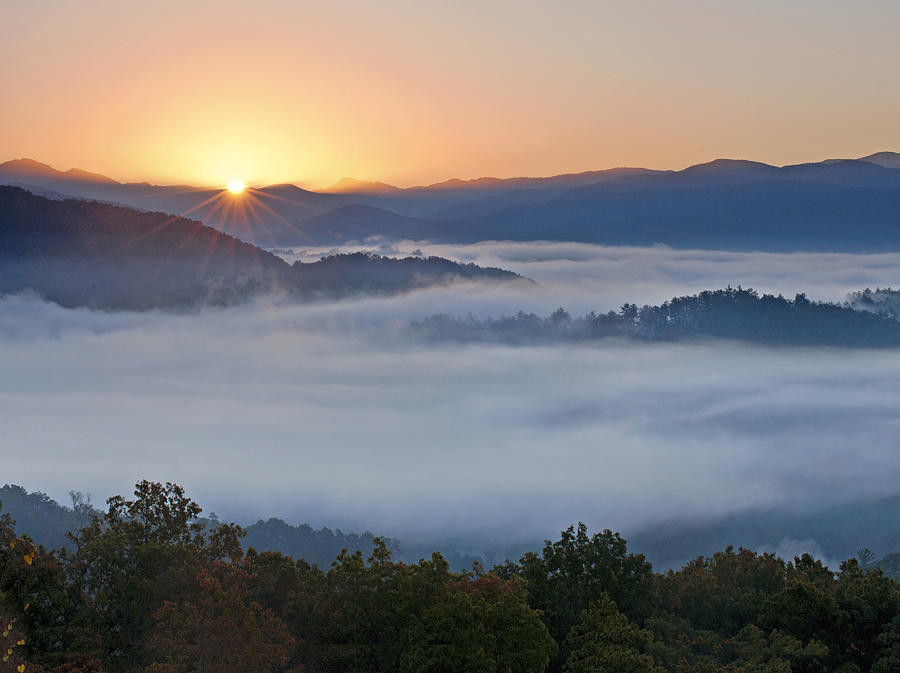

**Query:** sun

left=227, top=180, right=245, bottom=194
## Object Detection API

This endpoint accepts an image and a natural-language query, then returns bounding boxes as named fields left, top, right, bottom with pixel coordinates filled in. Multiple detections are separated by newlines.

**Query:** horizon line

left=2, top=150, right=898, bottom=192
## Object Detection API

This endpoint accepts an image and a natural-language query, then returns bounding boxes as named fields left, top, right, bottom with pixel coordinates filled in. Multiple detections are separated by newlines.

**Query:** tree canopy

left=3, top=482, right=900, bottom=673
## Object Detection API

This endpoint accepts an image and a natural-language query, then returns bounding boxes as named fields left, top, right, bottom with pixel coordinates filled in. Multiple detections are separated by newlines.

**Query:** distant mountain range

left=628, top=494, right=900, bottom=572
left=0, top=187, right=527, bottom=311
left=3, top=153, right=900, bottom=250
left=0, top=483, right=487, bottom=571
left=3, top=481, right=900, bottom=577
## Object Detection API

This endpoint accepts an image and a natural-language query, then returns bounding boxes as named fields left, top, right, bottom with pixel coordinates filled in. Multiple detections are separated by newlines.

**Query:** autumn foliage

left=2, top=482, right=900, bottom=673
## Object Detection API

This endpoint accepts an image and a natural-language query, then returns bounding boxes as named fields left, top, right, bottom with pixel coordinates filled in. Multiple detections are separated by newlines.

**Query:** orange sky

left=2, top=0, right=899, bottom=188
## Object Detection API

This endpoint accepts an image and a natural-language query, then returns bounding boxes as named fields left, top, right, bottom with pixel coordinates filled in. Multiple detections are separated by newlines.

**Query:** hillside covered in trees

left=847, top=287, right=900, bottom=319
left=0, top=187, right=526, bottom=310
left=4, top=481, right=900, bottom=673
left=0, top=486, right=498, bottom=573
left=412, top=287, right=900, bottom=347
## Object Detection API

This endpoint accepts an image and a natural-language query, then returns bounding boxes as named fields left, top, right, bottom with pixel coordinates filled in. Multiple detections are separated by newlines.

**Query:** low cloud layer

left=4, top=240, right=900, bottom=549
left=279, top=240, right=900, bottom=314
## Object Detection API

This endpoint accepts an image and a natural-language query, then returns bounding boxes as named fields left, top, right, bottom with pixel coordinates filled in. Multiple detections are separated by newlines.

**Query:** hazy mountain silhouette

left=329, top=167, right=665, bottom=219
left=4, top=478, right=900, bottom=577
left=293, top=204, right=437, bottom=243
left=0, top=160, right=340, bottom=246
left=679, top=158, right=779, bottom=177
left=0, top=187, right=527, bottom=310
left=3, top=153, right=900, bottom=250
left=0, top=158, right=118, bottom=184
left=414, top=167, right=660, bottom=192
left=432, top=158, right=900, bottom=250
left=0, top=186, right=294, bottom=309
left=860, top=151, right=900, bottom=169
left=628, top=494, right=900, bottom=570
left=321, top=177, right=401, bottom=194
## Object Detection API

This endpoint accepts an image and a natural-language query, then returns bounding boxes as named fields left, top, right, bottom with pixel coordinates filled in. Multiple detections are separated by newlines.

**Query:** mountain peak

left=682, top=158, right=778, bottom=175
left=0, top=158, right=57, bottom=174
left=858, top=151, right=900, bottom=169
left=321, top=177, right=399, bottom=194
left=0, top=158, right=118, bottom=184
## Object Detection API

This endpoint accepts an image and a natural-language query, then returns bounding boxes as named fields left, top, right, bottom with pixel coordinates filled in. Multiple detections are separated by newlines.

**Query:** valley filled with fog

left=276, top=240, right=900, bottom=311
left=4, top=242, right=900, bottom=564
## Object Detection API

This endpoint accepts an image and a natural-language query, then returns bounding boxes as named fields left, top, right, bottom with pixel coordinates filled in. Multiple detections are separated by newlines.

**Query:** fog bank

left=3, top=286, right=900, bottom=545
left=275, top=241, right=900, bottom=314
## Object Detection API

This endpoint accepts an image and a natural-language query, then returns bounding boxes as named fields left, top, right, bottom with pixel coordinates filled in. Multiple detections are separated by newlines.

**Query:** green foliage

left=724, top=625, right=828, bottom=672
left=657, top=547, right=787, bottom=637
left=404, top=574, right=555, bottom=673
left=147, top=562, right=294, bottom=673
left=518, top=522, right=654, bottom=667
left=4, top=485, right=900, bottom=673
left=414, top=287, right=900, bottom=347
left=0, top=485, right=95, bottom=553
left=873, top=552, right=900, bottom=582
left=61, top=481, right=245, bottom=671
left=564, top=593, right=663, bottom=673
left=243, top=517, right=386, bottom=569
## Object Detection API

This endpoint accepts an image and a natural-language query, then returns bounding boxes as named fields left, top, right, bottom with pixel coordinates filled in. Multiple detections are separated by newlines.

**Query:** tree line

left=0, top=485, right=494, bottom=572
left=411, top=287, right=900, bottom=347
left=3, top=481, right=900, bottom=673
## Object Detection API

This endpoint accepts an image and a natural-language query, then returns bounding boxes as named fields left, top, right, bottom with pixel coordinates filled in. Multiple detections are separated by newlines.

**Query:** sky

left=2, top=0, right=900, bottom=188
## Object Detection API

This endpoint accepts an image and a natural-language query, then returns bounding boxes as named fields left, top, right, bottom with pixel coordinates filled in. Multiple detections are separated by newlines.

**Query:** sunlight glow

left=227, top=180, right=245, bottom=194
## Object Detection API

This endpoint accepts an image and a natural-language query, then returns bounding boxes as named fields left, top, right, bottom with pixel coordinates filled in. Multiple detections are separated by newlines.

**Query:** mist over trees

left=847, top=288, right=900, bottom=319
left=0, top=187, right=526, bottom=311
left=291, top=251, right=526, bottom=298
left=4, top=481, right=900, bottom=673
left=412, top=286, right=900, bottom=347
left=8, top=163, right=900, bottom=673
left=0, top=486, right=505, bottom=573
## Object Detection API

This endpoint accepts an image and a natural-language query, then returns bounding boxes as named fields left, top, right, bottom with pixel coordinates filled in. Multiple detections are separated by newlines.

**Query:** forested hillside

left=875, top=553, right=900, bottom=582
left=0, top=486, right=94, bottom=552
left=847, top=287, right=900, bottom=319
left=0, top=187, right=525, bottom=310
left=292, top=251, right=526, bottom=298
left=0, top=486, right=496, bottom=572
left=413, top=287, right=900, bottom=347
left=3, top=482, right=900, bottom=673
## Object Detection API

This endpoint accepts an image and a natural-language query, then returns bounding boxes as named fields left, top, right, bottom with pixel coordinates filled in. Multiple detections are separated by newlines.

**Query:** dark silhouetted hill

left=0, top=187, right=528, bottom=309
left=288, top=156, right=900, bottom=248
left=292, top=251, right=528, bottom=297
left=5, top=153, right=900, bottom=249
left=293, top=204, right=436, bottom=243
left=0, top=186, right=295, bottom=309
left=629, top=495, right=900, bottom=571
left=435, top=159, right=900, bottom=250
left=411, top=287, right=900, bottom=347
left=0, top=484, right=96, bottom=551
left=243, top=518, right=385, bottom=568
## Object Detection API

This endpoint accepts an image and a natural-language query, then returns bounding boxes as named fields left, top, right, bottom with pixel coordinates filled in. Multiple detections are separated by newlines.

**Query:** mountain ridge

left=0, top=158, right=119, bottom=184
left=6, top=151, right=898, bottom=195
left=4, top=152, right=900, bottom=249
left=0, top=186, right=528, bottom=310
